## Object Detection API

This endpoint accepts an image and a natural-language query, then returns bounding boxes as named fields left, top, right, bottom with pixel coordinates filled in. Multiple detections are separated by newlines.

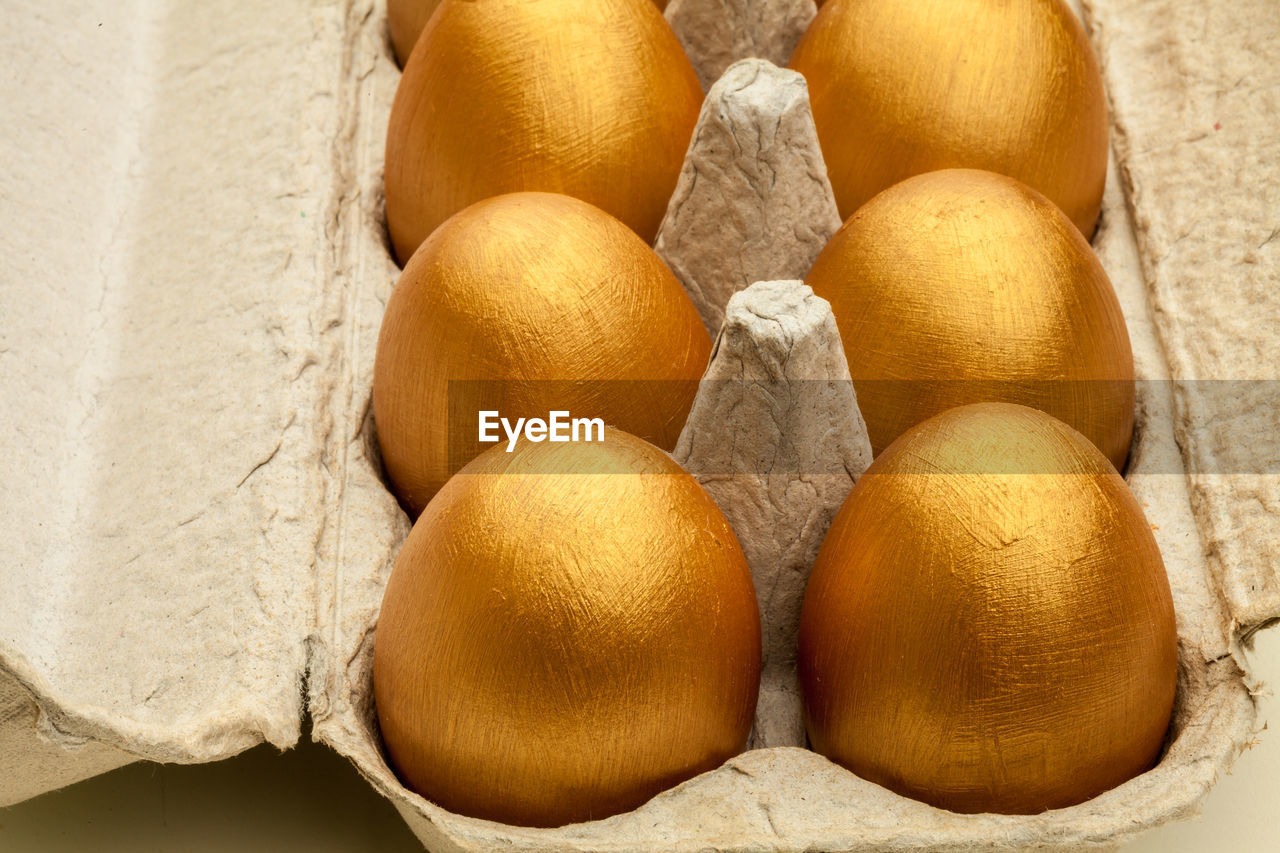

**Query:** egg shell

left=373, top=430, right=761, bottom=827
left=385, top=0, right=701, bottom=262
left=799, top=402, right=1178, bottom=814
left=805, top=168, right=1135, bottom=470
left=373, top=192, right=711, bottom=516
left=791, top=0, right=1109, bottom=236
left=387, top=1, right=673, bottom=68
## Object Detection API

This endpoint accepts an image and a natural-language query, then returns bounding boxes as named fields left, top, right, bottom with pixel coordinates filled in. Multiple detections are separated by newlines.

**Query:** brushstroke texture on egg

left=791, top=0, right=1108, bottom=236
left=385, top=0, right=701, bottom=262
left=388, top=1, right=673, bottom=68
left=805, top=169, right=1134, bottom=470
left=374, top=431, right=761, bottom=827
left=799, top=403, right=1178, bottom=814
left=374, top=192, right=710, bottom=516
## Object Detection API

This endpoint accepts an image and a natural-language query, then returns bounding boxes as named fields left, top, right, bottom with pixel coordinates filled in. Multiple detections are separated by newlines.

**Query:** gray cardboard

left=665, top=0, right=817, bottom=91
left=655, top=60, right=843, bottom=337
left=675, top=280, right=872, bottom=749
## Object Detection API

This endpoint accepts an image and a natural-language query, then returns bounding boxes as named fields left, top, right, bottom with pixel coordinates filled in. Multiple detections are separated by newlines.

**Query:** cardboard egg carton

left=2, top=0, right=1276, bottom=850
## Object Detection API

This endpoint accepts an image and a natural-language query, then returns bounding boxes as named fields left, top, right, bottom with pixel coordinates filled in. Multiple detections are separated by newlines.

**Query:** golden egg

left=791, top=0, right=1109, bottom=237
left=373, top=430, right=761, bottom=827
left=373, top=192, right=711, bottom=517
left=386, top=0, right=437, bottom=68
left=799, top=403, right=1178, bottom=814
left=805, top=168, right=1134, bottom=470
left=387, top=1, right=673, bottom=68
left=385, top=0, right=701, bottom=263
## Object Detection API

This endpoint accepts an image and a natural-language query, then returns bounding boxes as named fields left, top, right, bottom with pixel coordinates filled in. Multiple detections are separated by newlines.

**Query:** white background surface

left=1, top=629, right=1276, bottom=852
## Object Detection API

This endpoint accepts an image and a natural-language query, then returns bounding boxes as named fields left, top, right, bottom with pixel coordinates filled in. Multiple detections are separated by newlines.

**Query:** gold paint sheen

left=791, top=0, right=1109, bottom=237
left=373, top=192, right=711, bottom=517
left=374, top=432, right=762, bottom=827
left=388, top=1, right=672, bottom=68
left=798, top=403, right=1178, bottom=814
left=385, top=0, right=700, bottom=262
left=805, top=169, right=1135, bottom=470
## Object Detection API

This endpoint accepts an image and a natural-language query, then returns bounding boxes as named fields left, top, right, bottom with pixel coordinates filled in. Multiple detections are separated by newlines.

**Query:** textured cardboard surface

left=1085, top=0, right=1280, bottom=633
left=655, top=61, right=842, bottom=336
left=0, top=671, right=133, bottom=807
left=1, top=0, right=1276, bottom=849
left=675, top=281, right=872, bottom=749
left=0, top=0, right=351, bottom=805
left=666, top=0, right=816, bottom=91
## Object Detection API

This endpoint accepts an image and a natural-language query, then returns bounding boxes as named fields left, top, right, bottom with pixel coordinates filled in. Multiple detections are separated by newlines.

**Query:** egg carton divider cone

left=1, top=1, right=1277, bottom=850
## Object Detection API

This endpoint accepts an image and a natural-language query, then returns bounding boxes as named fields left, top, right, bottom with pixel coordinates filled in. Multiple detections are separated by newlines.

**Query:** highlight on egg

left=791, top=0, right=1109, bottom=237
left=805, top=168, right=1135, bottom=471
left=385, top=0, right=702, bottom=263
left=798, top=402, right=1178, bottom=814
left=373, top=192, right=711, bottom=517
left=373, top=430, right=762, bottom=827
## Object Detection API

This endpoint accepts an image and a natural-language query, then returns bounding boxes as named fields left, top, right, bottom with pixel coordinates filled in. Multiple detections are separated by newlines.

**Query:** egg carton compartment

left=2, top=0, right=1277, bottom=851
left=1, top=0, right=348, bottom=802
left=309, top=0, right=1278, bottom=850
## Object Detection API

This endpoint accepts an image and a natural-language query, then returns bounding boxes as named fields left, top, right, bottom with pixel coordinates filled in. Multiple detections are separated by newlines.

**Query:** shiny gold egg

left=805, top=168, right=1134, bottom=470
left=798, top=402, right=1178, bottom=814
left=387, top=1, right=673, bottom=67
left=373, top=430, right=762, bottom=827
left=373, top=192, right=711, bottom=517
left=791, top=0, right=1109, bottom=237
left=385, top=0, right=701, bottom=263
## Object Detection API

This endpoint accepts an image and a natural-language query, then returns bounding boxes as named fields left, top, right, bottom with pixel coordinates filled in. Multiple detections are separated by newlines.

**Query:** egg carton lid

left=1, top=0, right=1277, bottom=850
left=1, top=0, right=352, bottom=802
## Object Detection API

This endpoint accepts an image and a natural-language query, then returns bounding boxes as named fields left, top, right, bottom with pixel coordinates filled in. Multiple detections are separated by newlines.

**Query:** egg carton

left=1, top=0, right=1276, bottom=851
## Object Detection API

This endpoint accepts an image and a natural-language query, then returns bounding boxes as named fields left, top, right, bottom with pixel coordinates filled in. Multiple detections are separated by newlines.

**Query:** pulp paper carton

left=2, top=0, right=1276, bottom=850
